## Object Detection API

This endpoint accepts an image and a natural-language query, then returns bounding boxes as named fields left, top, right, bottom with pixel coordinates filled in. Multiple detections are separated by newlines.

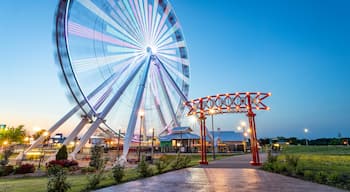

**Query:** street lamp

left=189, top=116, right=197, bottom=153
left=150, top=128, right=155, bottom=159
left=209, top=108, right=216, bottom=160
left=117, top=128, right=121, bottom=160
left=39, top=131, right=49, bottom=168
left=240, top=121, right=248, bottom=152
left=304, top=128, right=309, bottom=146
left=138, top=110, right=144, bottom=162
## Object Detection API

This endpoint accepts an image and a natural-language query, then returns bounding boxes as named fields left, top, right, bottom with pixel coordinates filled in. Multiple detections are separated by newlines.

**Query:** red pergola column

left=247, top=112, right=261, bottom=165
left=199, top=112, right=208, bottom=165
left=247, top=95, right=261, bottom=166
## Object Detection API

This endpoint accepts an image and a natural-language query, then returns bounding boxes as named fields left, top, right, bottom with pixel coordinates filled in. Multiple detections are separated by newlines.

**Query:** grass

left=0, top=153, right=234, bottom=192
left=262, top=145, right=350, bottom=190
left=282, top=145, right=350, bottom=155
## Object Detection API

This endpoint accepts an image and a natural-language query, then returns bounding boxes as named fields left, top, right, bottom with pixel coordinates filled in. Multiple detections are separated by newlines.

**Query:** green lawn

left=282, top=145, right=350, bottom=155
left=263, top=145, right=350, bottom=190
left=0, top=153, right=234, bottom=192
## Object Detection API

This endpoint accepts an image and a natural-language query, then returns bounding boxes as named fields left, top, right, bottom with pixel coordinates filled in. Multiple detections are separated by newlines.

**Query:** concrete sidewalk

left=95, top=154, right=346, bottom=192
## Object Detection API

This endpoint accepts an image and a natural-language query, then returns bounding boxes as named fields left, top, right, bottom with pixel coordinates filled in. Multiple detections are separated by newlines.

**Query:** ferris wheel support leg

left=69, top=118, right=104, bottom=160
left=122, top=56, right=152, bottom=161
left=155, top=63, right=179, bottom=127
left=18, top=72, right=119, bottom=160
left=70, top=57, right=148, bottom=159
left=16, top=105, right=80, bottom=160
left=63, top=117, right=89, bottom=147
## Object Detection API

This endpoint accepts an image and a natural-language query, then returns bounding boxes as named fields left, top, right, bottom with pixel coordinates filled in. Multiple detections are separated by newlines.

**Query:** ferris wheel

left=55, top=0, right=189, bottom=159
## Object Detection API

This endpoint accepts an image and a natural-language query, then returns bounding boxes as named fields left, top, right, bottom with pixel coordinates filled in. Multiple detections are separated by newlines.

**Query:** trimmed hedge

left=14, top=163, right=35, bottom=174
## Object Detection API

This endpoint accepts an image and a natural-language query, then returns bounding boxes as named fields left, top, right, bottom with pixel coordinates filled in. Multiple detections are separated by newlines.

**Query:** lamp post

left=304, top=128, right=309, bottom=146
left=209, top=108, right=216, bottom=160
left=240, top=121, right=248, bottom=152
left=138, top=110, right=144, bottom=162
left=190, top=116, right=197, bottom=153
left=39, top=131, right=49, bottom=168
left=117, top=129, right=121, bottom=160
left=151, top=128, right=154, bottom=159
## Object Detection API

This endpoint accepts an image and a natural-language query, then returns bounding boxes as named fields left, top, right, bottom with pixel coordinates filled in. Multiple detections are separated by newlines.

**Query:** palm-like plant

left=0, top=125, right=26, bottom=144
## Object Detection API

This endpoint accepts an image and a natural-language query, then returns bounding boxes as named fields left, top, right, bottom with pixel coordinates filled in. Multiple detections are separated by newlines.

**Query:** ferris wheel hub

left=145, top=45, right=157, bottom=55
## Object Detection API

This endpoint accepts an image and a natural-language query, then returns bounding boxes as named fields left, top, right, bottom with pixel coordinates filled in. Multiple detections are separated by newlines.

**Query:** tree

left=32, top=129, right=47, bottom=140
left=56, top=145, right=68, bottom=160
left=0, top=125, right=26, bottom=144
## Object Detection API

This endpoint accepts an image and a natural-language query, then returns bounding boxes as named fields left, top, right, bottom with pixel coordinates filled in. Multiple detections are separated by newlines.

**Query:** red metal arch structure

left=184, top=92, right=271, bottom=165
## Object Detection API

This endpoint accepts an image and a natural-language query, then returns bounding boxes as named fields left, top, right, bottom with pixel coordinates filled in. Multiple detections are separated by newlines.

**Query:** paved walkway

left=95, top=154, right=346, bottom=192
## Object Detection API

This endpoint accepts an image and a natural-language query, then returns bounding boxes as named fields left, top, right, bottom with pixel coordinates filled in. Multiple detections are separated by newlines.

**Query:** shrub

left=314, top=171, right=327, bottom=184
left=262, top=162, right=274, bottom=172
left=303, top=170, right=314, bottom=180
left=56, top=145, right=68, bottom=160
left=273, top=163, right=287, bottom=173
left=89, top=145, right=104, bottom=170
left=171, top=153, right=182, bottom=170
left=0, top=165, right=14, bottom=176
left=85, top=173, right=103, bottom=190
left=171, top=153, right=191, bottom=170
left=81, top=166, right=96, bottom=174
left=181, top=155, right=191, bottom=168
left=0, top=147, right=14, bottom=166
left=137, top=155, right=153, bottom=177
left=14, top=163, right=35, bottom=174
left=47, top=165, right=71, bottom=192
left=267, top=151, right=277, bottom=163
left=295, top=163, right=305, bottom=176
left=155, top=154, right=172, bottom=173
left=285, top=154, right=299, bottom=168
left=85, top=155, right=107, bottom=190
left=48, top=160, right=79, bottom=168
left=327, top=172, right=340, bottom=185
left=112, top=164, right=125, bottom=183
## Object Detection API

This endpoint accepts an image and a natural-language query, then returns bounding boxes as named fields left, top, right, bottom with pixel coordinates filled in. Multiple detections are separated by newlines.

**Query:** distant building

left=159, top=128, right=246, bottom=153
left=159, top=126, right=200, bottom=152
left=208, top=131, right=245, bottom=152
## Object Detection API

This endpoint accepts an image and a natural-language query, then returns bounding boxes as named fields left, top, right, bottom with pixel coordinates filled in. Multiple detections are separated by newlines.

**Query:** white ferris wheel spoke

left=156, top=37, right=174, bottom=49
left=111, top=0, right=144, bottom=43
left=158, top=53, right=189, bottom=66
left=150, top=0, right=159, bottom=39
left=150, top=67, right=167, bottom=128
left=72, top=52, right=143, bottom=72
left=109, top=9, right=142, bottom=44
left=69, top=21, right=141, bottom=50
left=156, top=57, right=188, bottom=102
left=77, top=0, right=141, bottom=47
left=158, top=40, right=186, bottom=51
left=153, top=3, right=171, bottom=43
left=127, top=0, right=145, bottom=34
left=106, top=45, right=142, bottom=54
left=154, top=63, right=179, bottom=127
left=156, top=22, right=180, bottom=47
left=158, top=58, right=189, bottom=84
left=133, top=0, right=148, bottom=38
left=158, top=49, right=176, bottom=55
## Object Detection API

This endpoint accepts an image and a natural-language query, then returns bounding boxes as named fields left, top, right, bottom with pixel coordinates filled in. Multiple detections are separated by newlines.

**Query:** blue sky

left=0, top=0, right=349, bottom=139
